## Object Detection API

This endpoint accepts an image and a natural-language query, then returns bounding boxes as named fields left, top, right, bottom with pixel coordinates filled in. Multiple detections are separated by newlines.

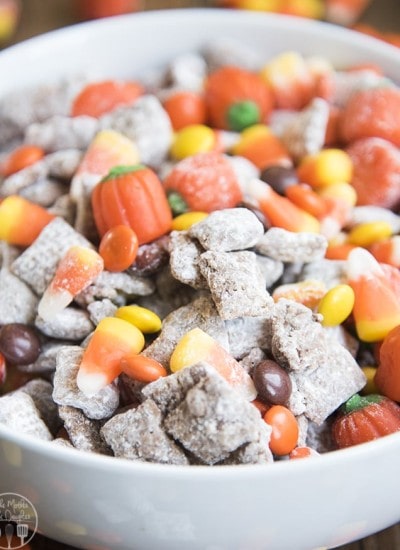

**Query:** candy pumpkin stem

left=227, top=100, right=260, bottom=132
left=102, top=164, right=145, bottom=181
left=168, top=191, right=189, bottom=215
left=343, top=393, right=382, bottom=415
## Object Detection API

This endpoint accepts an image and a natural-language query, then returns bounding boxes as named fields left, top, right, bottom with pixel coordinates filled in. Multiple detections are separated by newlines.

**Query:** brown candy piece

left=252, top=359, right=292, bottom=406
left=0, top=323, right=41, bottom=365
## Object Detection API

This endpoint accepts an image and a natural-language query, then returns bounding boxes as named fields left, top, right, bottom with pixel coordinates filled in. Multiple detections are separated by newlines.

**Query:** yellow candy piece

left=360, top=366, right=379, bottom=396
left=318, top=181, right=357, bottom=207
left=236, top=0, right=281, bottom=11
left=317, top=284, right=355, bottom=327
left=347, top=221, right=393, bottom=248
left=231, top=124, right=270, bottom=154
left=171, top=211, right=208, bottom=231
left=170, top=327, right=257, bottom=400
left=283, top=0, right=324, bottom=19
left=298, top=149, right=353, bottom=188
left=170, top=124, right=216, bottom=160
left=115, top=305, right=162, bottom=334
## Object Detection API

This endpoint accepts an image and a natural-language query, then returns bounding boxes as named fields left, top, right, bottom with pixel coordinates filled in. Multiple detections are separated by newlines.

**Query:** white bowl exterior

left=1, top=9, right=400, bottom=550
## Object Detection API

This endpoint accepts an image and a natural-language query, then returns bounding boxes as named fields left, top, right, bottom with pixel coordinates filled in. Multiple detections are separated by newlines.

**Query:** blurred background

left=0, top=1, right=399, bottom=549
left=1, top=0, right=400, bottom=47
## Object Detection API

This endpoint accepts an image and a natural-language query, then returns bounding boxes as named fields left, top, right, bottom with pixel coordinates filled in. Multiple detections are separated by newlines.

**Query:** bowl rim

left=1, top=7, right=400, bottom=478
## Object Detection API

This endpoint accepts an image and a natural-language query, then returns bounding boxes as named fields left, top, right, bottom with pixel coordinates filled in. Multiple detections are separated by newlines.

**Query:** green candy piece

left=102, top=164, right=146, bottom=181
left=168, top=191, right=188, bottom=215
left=227, top=100, right=260, bottom=132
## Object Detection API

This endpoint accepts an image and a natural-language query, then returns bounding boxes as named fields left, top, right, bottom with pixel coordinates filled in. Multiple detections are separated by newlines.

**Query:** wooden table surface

left=4, top=1, right=400, bottom=549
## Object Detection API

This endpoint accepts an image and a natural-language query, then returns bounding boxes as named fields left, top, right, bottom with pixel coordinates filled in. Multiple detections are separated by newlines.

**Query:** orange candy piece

left=325, top=0, right=371, bottom=26
left=0, top=144, right=45, bottom=177
left=0, top=195, right=54, bottom=247
left=339, top=87, right=400, bottom=147
left=164, top=151, right=242, bottom=213
left=38, top=246, right=104, bottom=321
left=163, top=90, right=207, bottom=131
left=346, top=137, right=400, bottom=209
left=77, top=317, right=145, bottom=396
left=375, top=325, right=400, bottom=402
left=99, top=225, right=139, bottom=272
left=71, top=79, right=144, bottom=118
left=346, top=247, right=400, bottom=342
left=264, top=405, right=299, bottom=456
left=120, top=354, right=167, bottom=383
left=369, top=236, right=400, bottom=268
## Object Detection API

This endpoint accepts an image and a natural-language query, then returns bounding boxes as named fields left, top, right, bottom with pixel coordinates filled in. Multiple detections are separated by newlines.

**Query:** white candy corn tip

left=76, top=370, right=109, bottom=397
left=37, top=288, right=73, bottom=322
left=346, top=247, right=383, bottom=281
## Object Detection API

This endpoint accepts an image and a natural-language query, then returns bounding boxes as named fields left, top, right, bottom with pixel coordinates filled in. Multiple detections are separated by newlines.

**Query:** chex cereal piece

left=166, top=53, right=207, bottom=92
left=45, top=149, right=83, bottom=180
left=101, top=399, right=189, bottom=465
left=226, top=155, right=260, bottom=188
left=169, top=231, right=207, bottom=289
left=20, top=178, right=67, bottom=208
left=52, top=438, right=74, bottom=448
left=299, top=259, right=347, bottom=288
left=155, top=266, right=197, bottom=313
left=0, top=241, right=20, bottom=269
left=0, top=159, right=48, bottom=197
left=202, top=37, right=262, bottom=72
left=198, top=250, right=274, bottom=320
left=75, top=270, right=155, bottom=307
left=16, top=379, right=61, bottom=436
left=270, top=300, right=366, bottom=424
left=0, top=77, right=87, bottom=145
left=225, top=317, right=273, bottom=360
left=19, top=340, right=66, bottom=374
left=118, top=373, right=146, bottom=408
left=58, top=405, right=111, bottom=455
left=142, top=295, right=229, bottom=367
left=35, top=307, right=94, bottom=341
left=87, top=298, right=118, bottom=326
left=24, top=115, right=99, bottom=153
left=189, top=208, right=264, bottom=252
left=296, top=414, right=309, bottom=448
left=256, top=227, right=327, bottom=263
left=0, top=392, right=52, bottom=441
left=52, top=345, right=119, bottom=420
left=0, top=268, right=38, bottom=324
left=146, top=362, right=272, bottom=465
left=280, top=98, right=330, bottom=162
left=100, top=95, right=173, bottom=168
left=256, top=255, right=284, bottom=289
left=305, top=418, right=335, bottom=453
left=11, top=217, right=92, bottom=296
left=48, top=194, right=76, bottom=225
left=324, top=325, right=359, bottom=358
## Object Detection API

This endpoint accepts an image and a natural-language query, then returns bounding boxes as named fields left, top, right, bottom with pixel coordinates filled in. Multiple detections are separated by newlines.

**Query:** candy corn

left=369, top=236, right=400, bottom=268
left=169, top=328, right=257, bottom=401
left=38, top=246, right=104, bottom=321
left=325, top=0, right=371, bottom=26
left=231, top=124, right=292, bottom=170
left=0, top=195, right=54, bottom=247
left=346, top=248, right=400, bottom=342
left=77, top=317, right=145, bottom=396
left=245, top=178, right=320, bottom=233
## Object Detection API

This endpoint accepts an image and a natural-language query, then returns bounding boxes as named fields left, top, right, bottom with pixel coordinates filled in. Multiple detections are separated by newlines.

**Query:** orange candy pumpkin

left=204, top=65, right=274, bottom=131
left=91, top=165, right=172, bottom=245
left=332, top=393, right=400, bottom=449
left=375, top=324, right=400, bottom=402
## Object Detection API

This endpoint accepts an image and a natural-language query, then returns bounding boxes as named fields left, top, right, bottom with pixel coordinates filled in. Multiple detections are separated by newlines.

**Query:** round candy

left=252, top=359, right=292, bottom=405
left=0, top=323, right=41, bottom=365
left=99, top=224, right=139, bottom=272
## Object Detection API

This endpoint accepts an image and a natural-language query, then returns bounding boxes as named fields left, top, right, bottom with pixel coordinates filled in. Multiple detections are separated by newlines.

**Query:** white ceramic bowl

left=1, top=9, right=400, bottom=550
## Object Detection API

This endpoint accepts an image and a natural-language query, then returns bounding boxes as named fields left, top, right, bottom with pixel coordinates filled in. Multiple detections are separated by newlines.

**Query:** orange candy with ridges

left=92, top=165, right=172, bottom=244
left=375, top=325, right=400, bottom=402
left=339, top=87, right=400, bottom=147
left=346, top=137, right=400, bottom=209
left=204, top=66, right=274, bottom=131
left=71, top=79, right=143, bottom=118
left=164, top=151, right=242, bottom=213
left=99, top=225, right=139, bottom=272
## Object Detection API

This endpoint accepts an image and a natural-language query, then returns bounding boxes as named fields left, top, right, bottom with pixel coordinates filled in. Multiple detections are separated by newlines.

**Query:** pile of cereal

left=1, top=37, right=400, bottom=465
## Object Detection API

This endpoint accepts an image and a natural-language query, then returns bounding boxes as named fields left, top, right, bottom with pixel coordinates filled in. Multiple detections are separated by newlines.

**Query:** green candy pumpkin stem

left=102, top=164, right=146, bottom=181
left=342, top=393, right=383, bottom=415
left=168, top=191, right=189, bottom=215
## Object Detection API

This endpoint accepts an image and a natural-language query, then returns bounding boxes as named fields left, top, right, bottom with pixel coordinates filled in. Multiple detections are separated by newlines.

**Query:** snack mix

left=1, top=35, right=400, bottom=466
